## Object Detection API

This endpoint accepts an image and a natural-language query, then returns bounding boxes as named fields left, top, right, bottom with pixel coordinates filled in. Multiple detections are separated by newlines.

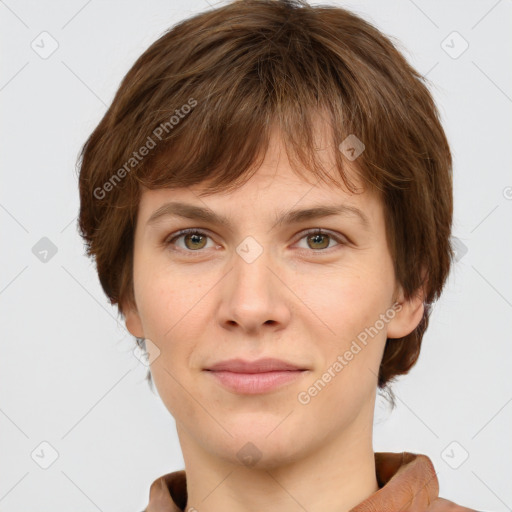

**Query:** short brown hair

left=77, top=0, right=454, bottom=399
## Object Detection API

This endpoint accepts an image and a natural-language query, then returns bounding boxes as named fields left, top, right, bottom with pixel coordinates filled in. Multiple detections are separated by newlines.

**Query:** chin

left=205, top=429, right=307, bottom=470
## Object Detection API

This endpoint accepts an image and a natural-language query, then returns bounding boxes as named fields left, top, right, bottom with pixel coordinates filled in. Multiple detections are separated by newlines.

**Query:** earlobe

left=386, top=285, right=425, bottom=340
left=123, top=305, right=145, bottom=339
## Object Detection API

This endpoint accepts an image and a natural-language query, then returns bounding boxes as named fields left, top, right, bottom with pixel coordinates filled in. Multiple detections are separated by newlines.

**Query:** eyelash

left=164, top=228, right=347, bottom=255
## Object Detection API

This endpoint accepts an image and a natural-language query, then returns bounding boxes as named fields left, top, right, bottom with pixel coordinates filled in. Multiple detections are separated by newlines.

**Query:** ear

left=122, top=302, right=145, bottom=339
left=386, top=279, right=426, bottom=340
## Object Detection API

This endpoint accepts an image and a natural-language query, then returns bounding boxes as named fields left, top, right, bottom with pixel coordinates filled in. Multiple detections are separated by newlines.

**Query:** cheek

left=134, top=263, right=220, bottom=373
left=150, top=360, right=202, bottom=424
left=134, top=257, right=206, bottom=337
left=135, top=269, right=206, bottom=419
left=292, top=261, right=389, bottom=335
left=297, top=261, right=391, bottom=385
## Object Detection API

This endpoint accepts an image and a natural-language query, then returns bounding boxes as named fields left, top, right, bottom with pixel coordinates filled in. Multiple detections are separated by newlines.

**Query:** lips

left=205, top=357, right=306, bottom=373
left=204, top=358, right=309, bottom=394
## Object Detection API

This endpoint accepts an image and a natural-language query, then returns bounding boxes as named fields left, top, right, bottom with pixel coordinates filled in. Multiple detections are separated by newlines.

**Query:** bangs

left=119, top=17, right=398, bottom=200
left=136, top=104, right=367, bottom=199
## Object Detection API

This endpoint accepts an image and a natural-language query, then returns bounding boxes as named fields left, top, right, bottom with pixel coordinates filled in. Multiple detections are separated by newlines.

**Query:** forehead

left=137, top=178, right=382, bottom=246
left=137, top=121, right=382, bottom=231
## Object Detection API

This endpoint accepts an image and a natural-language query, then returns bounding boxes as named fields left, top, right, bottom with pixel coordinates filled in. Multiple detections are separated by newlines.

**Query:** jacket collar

left=145, top=451, right=443, bottom=512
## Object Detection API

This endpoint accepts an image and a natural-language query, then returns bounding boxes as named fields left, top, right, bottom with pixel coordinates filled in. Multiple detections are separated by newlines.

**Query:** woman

left=77, top=0, right=477, bottom=510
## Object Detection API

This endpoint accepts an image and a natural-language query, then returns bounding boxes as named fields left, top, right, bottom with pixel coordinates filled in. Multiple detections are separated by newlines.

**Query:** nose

left=217, top=239, right=292, bottom=334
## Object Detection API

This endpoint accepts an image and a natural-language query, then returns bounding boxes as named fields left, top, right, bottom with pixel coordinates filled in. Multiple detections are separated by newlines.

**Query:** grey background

left=1, top=0, right=511, bottom=510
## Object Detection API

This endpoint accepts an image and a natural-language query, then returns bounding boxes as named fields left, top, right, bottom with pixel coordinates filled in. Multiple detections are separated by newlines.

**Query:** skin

left=124, top=122, right=425, bottom=512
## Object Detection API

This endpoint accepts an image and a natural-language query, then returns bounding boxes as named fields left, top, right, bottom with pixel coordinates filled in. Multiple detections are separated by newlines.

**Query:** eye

left=165, top=229, right=215, bottom=252
left=164, top=228, right=346, bottom=254
left=294, top=228, right=346, bottom=252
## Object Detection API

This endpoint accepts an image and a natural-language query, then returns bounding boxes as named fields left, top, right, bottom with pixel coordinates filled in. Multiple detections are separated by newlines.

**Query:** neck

left=177, top=414, right=379, bottom=512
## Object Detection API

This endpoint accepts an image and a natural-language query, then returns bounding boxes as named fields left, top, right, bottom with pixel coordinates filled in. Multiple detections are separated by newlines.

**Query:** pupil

left=310, top=233, right=328, bottom=249
left=188, top=233, right=204, bottom=249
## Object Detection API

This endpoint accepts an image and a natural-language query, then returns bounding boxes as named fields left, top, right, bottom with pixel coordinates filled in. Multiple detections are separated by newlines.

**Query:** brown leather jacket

left=143, top=451, right=478, bottom=511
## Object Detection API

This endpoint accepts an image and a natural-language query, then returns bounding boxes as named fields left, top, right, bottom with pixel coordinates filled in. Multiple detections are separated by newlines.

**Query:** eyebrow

left=146, top=201, right=371, bottom=231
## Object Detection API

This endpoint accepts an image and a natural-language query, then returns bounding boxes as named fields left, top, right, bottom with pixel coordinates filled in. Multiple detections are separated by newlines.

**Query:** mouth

left=203, top=358, right=309, bottom=394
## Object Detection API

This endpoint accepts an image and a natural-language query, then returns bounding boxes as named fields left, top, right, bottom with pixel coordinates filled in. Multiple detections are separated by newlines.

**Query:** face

left=124, top=126, right=424, bottom=469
